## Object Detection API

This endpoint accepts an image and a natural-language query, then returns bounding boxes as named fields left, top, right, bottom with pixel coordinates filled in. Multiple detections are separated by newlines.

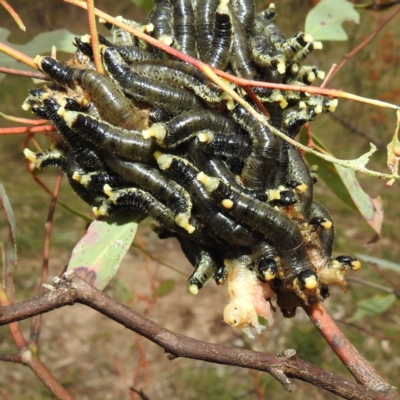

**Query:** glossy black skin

left=309, top=200, right=335, bottom=259
left=148, top=0, right=175, bottom=42
left=231, top=104, right=280, bottom=192
left=287, top=144, right=314, bottom=220
left=43, top=98, right=105, bottom=172
left=33, top=149, right=67, bottom=172
left=103, top=153, right=191, bottom=217
left=127, top=59, right=224, bottom=103
left=156, top=109, right=241, bottom=148
left=203, top=4, right=233, bottom=70
left=229, top=11, right=257, bottom=79
left=195, top=0, right=219, bottom=58
left=204, top=178, right=317, bottom=283
left=102, top=48, right=204, bottom=114
left=39, top=57, right=143, bottom=129
left=66, top=151, right=108, bottom=208
left=160, top=156, right=263, bottom=247
left=67, top=112, right=158, bottom=163
left=171, top=0, right=197, bottom=56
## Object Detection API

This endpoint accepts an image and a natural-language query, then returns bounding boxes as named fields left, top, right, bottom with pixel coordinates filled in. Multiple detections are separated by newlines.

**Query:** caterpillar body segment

left=229, top=11, right=257, bottom=79
left=66, top=151, right=109, bottom=208
left=24, top=148, right=67, bottom=172
left=147, top=0, right=176, bottom=45
left=101, top=47, right=204, bottom=113
left=187, top=250, right=216, bottom=294
left=230, top=0, right=255, bottom=35
left=36, top=56, right=149, bottom=130
left=203, top=0, right=233, bottom=70
left=195, top=0, right=219, bottom=57
left=111, top=44, right=155, bottom=64
left=103, top=153, right=193, bottom=231
left=102, top=184, right=187, bottom=233
left=231, top=105, right=280, bottom=192
left=156, top=153, right=263, bottom=247
left=286, top=144, right=313, bottom=221
left=143, top=109, right=241, bottom=147
left=171, top=0, right=197, bottom=56
left=126, top=59, right=226, bottom=104
left=62, top=111, right=158, bottom=163
left=197, top=130, right=251, bottom=160
left=42, top=98, right=106, bottom=172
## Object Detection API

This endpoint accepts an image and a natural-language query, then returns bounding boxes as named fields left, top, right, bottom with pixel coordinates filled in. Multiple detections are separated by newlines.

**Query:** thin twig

left=0, top=42, right=36, bottom=69
left=0, top=125, right=55, bottom=135
left=85, top=0, right=104, bottom=74
left=325, top=4, right=400, bottom=85
left=0, top=66, right=48, bottom=80
left=31, top=170, right=64, bottom=344
left=0, top=0, right=26, bottom=31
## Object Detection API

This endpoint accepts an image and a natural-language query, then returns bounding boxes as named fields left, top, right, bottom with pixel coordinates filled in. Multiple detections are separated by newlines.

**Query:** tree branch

left=0, top=272, right=396, bottom=400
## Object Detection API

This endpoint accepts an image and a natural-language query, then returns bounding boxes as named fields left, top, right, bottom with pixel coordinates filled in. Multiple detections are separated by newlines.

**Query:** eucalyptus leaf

left=302, top=132, right=383, bottom=236
left=67, top=210, right=145, bottom=290
left=305, top=0, right=360, bottom=41
left=349, top=294, right=396, bottom=322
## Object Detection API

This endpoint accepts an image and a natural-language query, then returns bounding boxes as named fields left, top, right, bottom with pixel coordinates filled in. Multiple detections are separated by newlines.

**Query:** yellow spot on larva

left=222, top=199, right=234, bottom=209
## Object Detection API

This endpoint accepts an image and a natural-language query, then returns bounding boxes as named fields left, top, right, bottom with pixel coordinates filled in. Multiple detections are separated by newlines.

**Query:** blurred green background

left=0, top=0, right=399, bottom=398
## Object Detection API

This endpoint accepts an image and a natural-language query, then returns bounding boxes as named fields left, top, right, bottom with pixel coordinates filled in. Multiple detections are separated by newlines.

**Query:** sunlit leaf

left=349, top=294, right=396, bottom=322
left=305, top=0, right=360, bottom=41
left=67, top=210, right=145, bottom=290
left=302, top=132, right=383, bottom=237
left=0, top=183, right=17, bottom=270
left=0, top=28, right=77, bottom=81
left=354, top=253, right=400, bottom=273
left=155, top=279, right=176, bottom=296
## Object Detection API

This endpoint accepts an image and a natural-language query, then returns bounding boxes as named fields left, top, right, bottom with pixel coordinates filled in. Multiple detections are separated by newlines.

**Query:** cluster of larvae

left=22, top=0, right=360, bottom=337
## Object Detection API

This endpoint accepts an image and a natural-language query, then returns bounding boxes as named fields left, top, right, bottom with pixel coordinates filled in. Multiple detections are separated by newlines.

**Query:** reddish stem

left=304, top=302, right=392, bottom=392
left=0, top=125, right=55, bottom=135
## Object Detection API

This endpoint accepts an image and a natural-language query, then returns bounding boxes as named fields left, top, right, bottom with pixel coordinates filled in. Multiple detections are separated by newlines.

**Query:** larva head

left=257, top=258, right=277, bottom=281
left=297, top=269, right=319, bottom=291
left=335, top=256, right=361, bottom=271
left=223, top=301, right=249, bottom=328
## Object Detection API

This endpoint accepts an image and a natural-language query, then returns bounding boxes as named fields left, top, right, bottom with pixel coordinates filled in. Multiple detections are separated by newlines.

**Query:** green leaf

left=0, top=28, right=77, bottom=81
left=302, top=132, right=383, bottom=236
left=0, top=183, right=17, bottom=269
left=67, top=210, right=144, bottom=290
left=349, top=294, right=396, bottom=322
left=305, top=0, right=360, bottom=41
left=354, top=253, right=400, bottom=273
left=155, top=279, right=176, bottom=296
left=129, top=0, right=154, bottom=12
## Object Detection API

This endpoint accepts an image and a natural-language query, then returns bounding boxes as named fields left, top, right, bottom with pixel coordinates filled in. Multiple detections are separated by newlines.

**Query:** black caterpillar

left=23, top=0, right=360, bottom=328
